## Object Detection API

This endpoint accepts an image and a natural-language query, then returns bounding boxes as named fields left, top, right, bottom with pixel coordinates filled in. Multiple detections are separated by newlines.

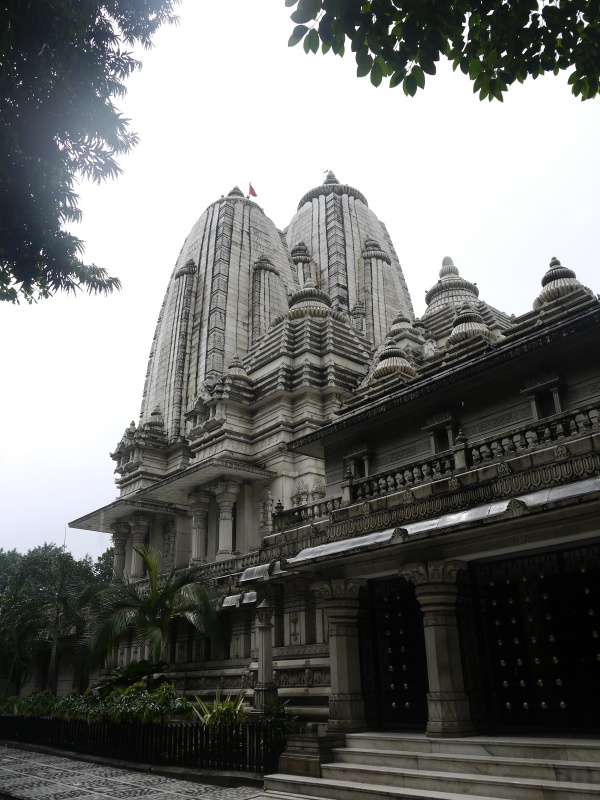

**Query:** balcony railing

left=351, top=452, right=456, bottom=502
left=271, top=403, right=599, bottom=532
left=468, top=405, right=599, bottom=464
left=272, top=495, right=343, bottom=532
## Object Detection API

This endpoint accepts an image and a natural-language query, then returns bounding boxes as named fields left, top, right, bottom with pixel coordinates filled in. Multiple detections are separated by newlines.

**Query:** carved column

left=129, top=515, right=151, bottom=579
left=254, top=600, right=278, bottom=711
left=312, top=578, right=366, bottom=732
left=110, top=521, right=130, bottom=578
left=188, top=490, right=212, bottom=564
left=214, top=480, right=241, bottom=561
left=162, top=519, right=177, bottom=571
left=401, top=560, right=473, bottom=737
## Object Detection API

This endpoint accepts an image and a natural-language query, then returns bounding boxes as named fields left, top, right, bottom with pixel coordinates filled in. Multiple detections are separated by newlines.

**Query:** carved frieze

left=401, top=560, right=465, bottom=586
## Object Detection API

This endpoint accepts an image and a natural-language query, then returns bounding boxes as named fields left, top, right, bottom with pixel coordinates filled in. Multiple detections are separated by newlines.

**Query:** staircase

left=256, top=732, right=600, bottom=800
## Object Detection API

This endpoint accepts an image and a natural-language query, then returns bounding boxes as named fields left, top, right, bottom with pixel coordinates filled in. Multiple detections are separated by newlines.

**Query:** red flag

left=249, top=183, right=257, bottom=197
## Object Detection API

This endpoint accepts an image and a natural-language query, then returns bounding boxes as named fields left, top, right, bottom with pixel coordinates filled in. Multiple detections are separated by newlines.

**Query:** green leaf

left=371, top=59, right=383, bottom=86
left=412, top=65, right=425, bottom=89
left=289, top=24, right=309, bottom=46
left=322, top=42, right=331, bottom=54
left=357, top=55, right=373, bottom=77
left=355, top=45, right=370, bottom=65
left=389, top=70, right=404, bottom=88
left=319, top=14, right=334, bottom=45
left=403, top=73, right=417, bottom=96
left=285, top=0, right=298, bottom=6
left=291, top=7, right=317, bottom=24
left=421, top=59, right=437, bottom=76
left=307, top=28, right=319, bottom=53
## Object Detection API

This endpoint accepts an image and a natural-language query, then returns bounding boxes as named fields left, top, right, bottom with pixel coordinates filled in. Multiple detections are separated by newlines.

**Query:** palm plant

left=87, top=546, right=220, bottom=663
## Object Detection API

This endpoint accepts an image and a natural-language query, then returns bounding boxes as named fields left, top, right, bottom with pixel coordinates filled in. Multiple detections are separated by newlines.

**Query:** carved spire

left=423, top=257, right=479, bottom=316
left=446, top=302, right=494, bottom=347
left=227, top=186, right=245, bottom=198
left=370, top=338, right=417, bottom=380
left=287, top=279, right=332, bottom=318
left=533, top=256, right=590, bottom=309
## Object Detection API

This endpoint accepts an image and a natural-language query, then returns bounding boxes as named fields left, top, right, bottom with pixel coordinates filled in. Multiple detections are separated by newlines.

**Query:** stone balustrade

left=351, top=451, right=456, bottom=502
left=469, top=404, right=599, bottom=465
left=273, top=495, right=343, bottom=532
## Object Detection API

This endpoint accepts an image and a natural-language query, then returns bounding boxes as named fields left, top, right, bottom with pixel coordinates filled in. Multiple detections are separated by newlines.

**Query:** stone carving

left=523, top=371, right=560, bottom=390
left=497, top=461, right=512, bottom=476
left=463, top=406, right=530, bottom=437
left=424, top=410, right=453, bottom=428
left=448, top=475, right=460, bottom=490
left=502, top=498, right=530, bottom=517
left=402, top=560, right=465, bottom=586
left=311, top=479, right=326, bottom=500
left=553, top=445, right=570, bottom=460
left=311, top=579, right=363, bottom=601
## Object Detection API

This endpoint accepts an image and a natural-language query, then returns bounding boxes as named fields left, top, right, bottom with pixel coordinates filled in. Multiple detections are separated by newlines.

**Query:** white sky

left=1, top=0, right=599, bottom=562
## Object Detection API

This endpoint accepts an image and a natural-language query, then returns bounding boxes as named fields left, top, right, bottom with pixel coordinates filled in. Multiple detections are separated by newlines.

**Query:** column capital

left=401, top=560, right=466, bottom=587
left=128, top=514, right=151, bottom=536
left=188, top=489, right=212, bottom=510
left=213, top=479, right=242, bottom=506
left=311, top=578, right=365, bottom=605
left=110, top=520, right=130, bottom=537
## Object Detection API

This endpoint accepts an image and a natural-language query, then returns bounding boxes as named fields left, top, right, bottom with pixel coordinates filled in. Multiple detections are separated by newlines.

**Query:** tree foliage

left=286, top=0, right=600, bottom=101
left=0, top=0, right=179, bottom=303
left=0, top=544, right=112, bottom=695
left=87, top=546, right=221, bottom=663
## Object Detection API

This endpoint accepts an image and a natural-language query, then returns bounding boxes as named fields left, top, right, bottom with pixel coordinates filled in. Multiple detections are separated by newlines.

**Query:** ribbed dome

left=139, top=189, right=295, bottom=440
left=423, top=257, right=479, bottom=316
left=533, top=257, right=589, bottom=309
left=371, top=339, right=418, bottom=380
left=446, top=303, right=494, bottom=347
left=388, top=312, right=422, bottom=340
left=297, top=171, right=368, bottom=209
left=286, top=173, right=414, bottom=343
left=288, top=279, right=332, bottom=318
left=227, top=354, right=251, bottom=383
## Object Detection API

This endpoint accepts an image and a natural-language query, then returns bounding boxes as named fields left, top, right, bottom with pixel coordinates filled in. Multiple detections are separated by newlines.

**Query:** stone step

left=345, top=732, right=600, bottom=762
left=333, top=746, right=600, bottom=783
left=261, top=774, right=499, bottom=800
left=319, top=762, right=600, bottom=800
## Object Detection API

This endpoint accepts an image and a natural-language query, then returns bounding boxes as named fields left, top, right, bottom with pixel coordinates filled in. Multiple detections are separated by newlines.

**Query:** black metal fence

left=0, top=716, right=284, bottom=775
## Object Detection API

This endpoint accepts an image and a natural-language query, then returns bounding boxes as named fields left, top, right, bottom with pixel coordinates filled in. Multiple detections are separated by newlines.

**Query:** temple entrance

left=471, top=544, right=600, bottom=734
left=359, top=576, right=428, bottom=729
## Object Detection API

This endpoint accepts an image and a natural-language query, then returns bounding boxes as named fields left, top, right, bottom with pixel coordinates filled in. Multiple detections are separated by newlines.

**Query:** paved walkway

left=0, top=748, right=263, bottom=800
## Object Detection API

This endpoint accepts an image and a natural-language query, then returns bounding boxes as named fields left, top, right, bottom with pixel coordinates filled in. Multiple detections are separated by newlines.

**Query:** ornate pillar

left=254, top=600, right=278, bottom=711
left=129, top=515, right=151, bottom=579
left=312, top=578, right=366, bottom=732
left=162, top=519, right=177, bottom=571
left=214, top=480, right=241, bottom=561
left=188, top=490, right=212, bottom=564
left=401, top=560, right=473, bottom=737
left=110, top=521, right=130, bottom=578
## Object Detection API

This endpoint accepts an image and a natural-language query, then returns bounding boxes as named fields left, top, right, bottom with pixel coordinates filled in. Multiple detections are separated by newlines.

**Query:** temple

left=70, top=172, right=600, bottom=743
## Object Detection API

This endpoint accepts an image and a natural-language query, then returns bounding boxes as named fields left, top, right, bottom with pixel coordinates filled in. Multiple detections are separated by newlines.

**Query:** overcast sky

left=1, top=0, right=599, bottom=562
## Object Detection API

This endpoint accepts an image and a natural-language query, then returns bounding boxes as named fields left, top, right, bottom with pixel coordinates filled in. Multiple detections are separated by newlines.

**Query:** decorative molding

left=463, top=406, right=531, bottom=438
left=401, top=560, right=465, bottom=586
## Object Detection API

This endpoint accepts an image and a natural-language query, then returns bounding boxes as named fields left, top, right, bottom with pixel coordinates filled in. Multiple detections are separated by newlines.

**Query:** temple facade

left=70, top=173, right=600, bottom=738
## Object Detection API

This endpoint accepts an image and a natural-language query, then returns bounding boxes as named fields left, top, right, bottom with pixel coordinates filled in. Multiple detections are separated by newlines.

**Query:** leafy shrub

left=0, top=682, right=190, bottom=725
left=1, top=689, right=58, bottom=718
left=54, top=689, right=98, bottom=720
left=191, top=689, right=245, bottom=726
left=92, top=660, right=169, bottom=700
left=263, top=699, right=305, bottom=736
left=86, top=681, right=191, bottom=724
